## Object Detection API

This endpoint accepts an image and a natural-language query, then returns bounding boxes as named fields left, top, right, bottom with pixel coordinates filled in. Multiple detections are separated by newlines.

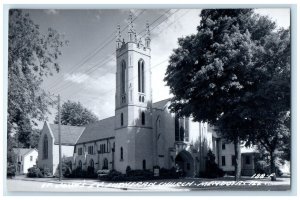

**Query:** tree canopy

left=7, top=10, right=68, bottom=165
left=164, top=9, right=290, bottom=178
left=8, top=10, right=68, bottom=135
left=54, top=100, right=99, bottom=126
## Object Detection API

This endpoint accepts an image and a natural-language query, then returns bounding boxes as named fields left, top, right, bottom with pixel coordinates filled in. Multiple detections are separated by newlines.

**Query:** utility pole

left=58, top=94, right=62, bottom=181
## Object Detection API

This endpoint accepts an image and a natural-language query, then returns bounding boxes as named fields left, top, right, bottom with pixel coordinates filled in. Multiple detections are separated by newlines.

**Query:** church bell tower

left=114, top=12, right=153, bottom=173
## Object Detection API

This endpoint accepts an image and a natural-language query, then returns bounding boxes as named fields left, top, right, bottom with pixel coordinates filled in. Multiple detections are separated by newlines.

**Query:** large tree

left=8, top=10, right=67, bottom=157
left=248, top=28, right=291, bottom=174
left=164, top=9, right=290, bottom=180
left=54, top=100, right=98, bottom=126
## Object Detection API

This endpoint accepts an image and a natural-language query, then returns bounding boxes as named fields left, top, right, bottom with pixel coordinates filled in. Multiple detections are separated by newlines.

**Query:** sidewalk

left=10, top=175, right=290, bottom=191
left=10, top=175, right=189, bottom=191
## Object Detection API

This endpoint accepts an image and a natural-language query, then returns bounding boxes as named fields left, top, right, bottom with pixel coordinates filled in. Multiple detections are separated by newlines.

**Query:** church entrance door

left=175, top=150, right=194, bottom=177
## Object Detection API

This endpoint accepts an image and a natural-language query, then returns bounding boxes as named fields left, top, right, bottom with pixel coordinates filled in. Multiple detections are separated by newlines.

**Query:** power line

left=59, top=10, right=182, bottom=100
left=51, top=9, right=173, bottom=94
left=52, top=9, right=176, bottom=96
left=62, top=9, right=189, bottom=101
left=63, top=57, right=170, bottom=102
left=47, top=10, right=146, bottom=91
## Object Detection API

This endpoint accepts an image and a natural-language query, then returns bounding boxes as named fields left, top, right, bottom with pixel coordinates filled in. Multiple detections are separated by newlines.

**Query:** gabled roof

left=152, top=98, right=170, bottom=110
left=13, top=148, right=37, bottom=157
left=76, top=116, right=115, bottom=144
left=241, top=145, right=259, bottom=154
left=49, top=124, right=85, bottom=145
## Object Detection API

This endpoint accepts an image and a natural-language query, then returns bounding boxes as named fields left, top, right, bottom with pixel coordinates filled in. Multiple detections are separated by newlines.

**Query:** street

left=6, top=176, right=291, bottom=193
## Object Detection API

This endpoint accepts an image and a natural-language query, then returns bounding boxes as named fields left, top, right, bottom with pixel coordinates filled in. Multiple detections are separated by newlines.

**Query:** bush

left=42, top=167, right=52, bottom=177
left=27, top=166, right=44, bottom=178
left=255, top=160, right=283, bottom=176
left=126, top=169, right=153, bottom=181
left=7, top=163, right=16, bottom=178
left=86, top=166, right=97, bottom=178
left=199, top=150, right=224, bottom=178
left=126, top=166, right=131, bottom=174
left=98, top=167, right=182, bottom=182
left=66, top=167, right=97, bottom=179
left=63, top=167, right=72, bottom=178
left=111, top=174, right=126, bottom=182
left=70, top=167, right=87, bottom=178
left=159, top=167, right=179, bottom=179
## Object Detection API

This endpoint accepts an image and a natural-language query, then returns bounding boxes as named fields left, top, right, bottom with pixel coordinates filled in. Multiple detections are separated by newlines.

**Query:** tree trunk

left=270, top=150, right=276, bottom=181
left=234, top=136, right=241, bottom=181
left=270, top=151, right=275, bottom=173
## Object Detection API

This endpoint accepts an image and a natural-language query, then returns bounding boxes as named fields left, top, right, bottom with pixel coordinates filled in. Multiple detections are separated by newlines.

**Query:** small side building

left=37, top=122, right=85, bottom=176
left=13, top=148, right=38, bottom=174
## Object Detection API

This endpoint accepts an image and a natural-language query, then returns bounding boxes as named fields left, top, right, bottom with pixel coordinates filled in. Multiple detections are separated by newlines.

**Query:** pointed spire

left=116, top=24, right=122, bottom=49
left=145, top=21, right=151, bottom=48
left=137, top=37, right=143, bottom=48
left=128, top=11, right=136, bottom=42
left=146, top=21, right=150, bottom=37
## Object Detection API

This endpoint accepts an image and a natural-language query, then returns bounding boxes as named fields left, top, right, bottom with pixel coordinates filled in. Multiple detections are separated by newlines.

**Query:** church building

left=38, top=13, right=256, bottom=177
left=72, top=14, right=212, bottom=177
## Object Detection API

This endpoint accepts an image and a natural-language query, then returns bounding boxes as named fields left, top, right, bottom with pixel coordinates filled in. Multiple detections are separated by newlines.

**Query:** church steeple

left=145, top=21, right=151, bottom=48
left=116, top=24, right=122, bottom=49
left=128, top=11, right=136, bottom=42
left=114, top=11, right=153, bottom=174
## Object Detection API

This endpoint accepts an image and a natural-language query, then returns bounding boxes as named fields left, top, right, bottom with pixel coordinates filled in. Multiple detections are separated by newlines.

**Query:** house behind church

left=13, top=148, right=38, bottom=174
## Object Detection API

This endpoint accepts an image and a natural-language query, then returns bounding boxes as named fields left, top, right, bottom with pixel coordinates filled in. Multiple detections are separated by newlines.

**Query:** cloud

left=56, top=9, right=202, bottom=121
left=150, top=9, right=201, bottom=102
left=64, top=73, right=89, bottom=84
left=61, top=71, right=116, bottom=119
left=254, top=8, right=290, bottom=29
left=71, top=74, right=116, bottom=120
left=44, top=9, right=59, bottom=15
left=86, top=96, right=115, bottom=120
left=84, top=73, right=115, bottom=93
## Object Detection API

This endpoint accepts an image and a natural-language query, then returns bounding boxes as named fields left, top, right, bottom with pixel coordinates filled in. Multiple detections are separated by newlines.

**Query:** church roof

left=76, top=116, right=115, bottom=144
left=152, top=98, right=171, bottom=110
left=13, top=148, right=37, bottom=156
left=49, top=124, right=85, bottom=145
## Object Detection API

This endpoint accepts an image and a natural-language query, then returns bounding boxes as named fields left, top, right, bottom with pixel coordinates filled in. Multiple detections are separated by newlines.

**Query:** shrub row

left=27, top=166, right=44, bottom=178
left=64, top=166, right=97, bottom=178
left=7, top=164, right=16, bottom=178
left=255, top=160, right=283, bottom=176
left=98, top=167, right=179, bottom=182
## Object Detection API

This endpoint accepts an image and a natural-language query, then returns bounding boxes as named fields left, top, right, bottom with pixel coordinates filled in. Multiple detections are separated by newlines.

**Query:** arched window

left=138, top=59, right=145, bottom=93
left=103, top=158, right=108, bottom=169
left=78, top=160, right=82, bottom=169
left=141, top=112, right=145, bottom=125
left=180, top=126, right=185, bottom=141
left=90, top=159, right=94, bottom=168
left=121, top=60, right=126, bottom=94
left=43, top=135, right=48, bottom=159
left=120, top=147, right=123, bottom=160
left=121, top=113, right=124, bottom=126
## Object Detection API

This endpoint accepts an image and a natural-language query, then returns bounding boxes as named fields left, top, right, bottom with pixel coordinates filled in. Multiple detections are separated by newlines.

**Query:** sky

left=21, top=8, right=290, bottom=128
